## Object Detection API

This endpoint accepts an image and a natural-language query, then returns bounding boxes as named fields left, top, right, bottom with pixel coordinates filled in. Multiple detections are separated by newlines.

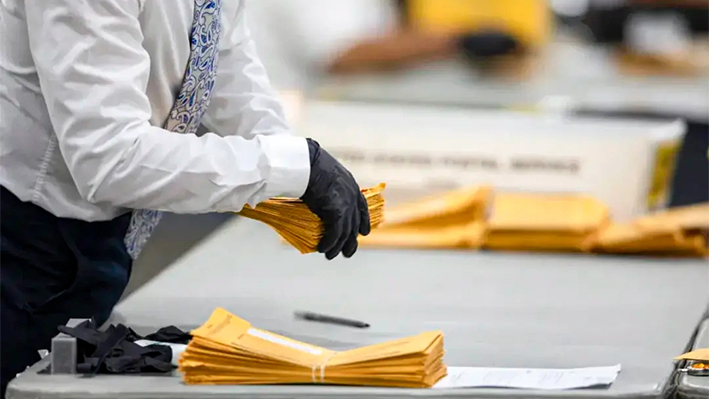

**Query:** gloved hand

left=301, top=138, right=371, bottom=260
left=458, top=31, right=519, bottom=59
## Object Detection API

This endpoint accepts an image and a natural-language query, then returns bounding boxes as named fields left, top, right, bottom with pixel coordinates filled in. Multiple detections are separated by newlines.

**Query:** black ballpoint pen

left=294, top=311, right=370, bottom=329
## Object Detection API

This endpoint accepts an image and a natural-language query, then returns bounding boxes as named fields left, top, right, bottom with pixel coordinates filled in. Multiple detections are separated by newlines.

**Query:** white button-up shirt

left=0, top=0, right=310, bottom=222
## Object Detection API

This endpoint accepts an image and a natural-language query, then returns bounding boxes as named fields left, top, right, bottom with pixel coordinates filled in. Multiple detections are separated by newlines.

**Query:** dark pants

left=0, top=186, right=132, bottom=398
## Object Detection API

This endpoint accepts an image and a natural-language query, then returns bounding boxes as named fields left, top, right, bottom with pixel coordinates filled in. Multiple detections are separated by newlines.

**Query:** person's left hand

left=300, top=139, right=371, bottom=260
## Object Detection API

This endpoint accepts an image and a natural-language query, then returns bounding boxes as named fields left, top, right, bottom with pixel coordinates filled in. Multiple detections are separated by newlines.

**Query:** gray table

left=677, top=316, right=709, bottom=399
left=8, top=219, right=709, bottom=399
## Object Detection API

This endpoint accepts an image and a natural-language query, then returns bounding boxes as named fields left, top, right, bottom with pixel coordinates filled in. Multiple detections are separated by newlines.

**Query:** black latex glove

left=301, top=139, right=371, bottom=260
left=458, top=31, right=519, bottom=59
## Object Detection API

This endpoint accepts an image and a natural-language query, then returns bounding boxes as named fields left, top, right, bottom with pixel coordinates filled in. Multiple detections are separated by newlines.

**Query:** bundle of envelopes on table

left=238, top=183, right=386, bottom=254
left=595, top=203, right=709, bottom=257
left=179, top=308, right=447, bottom=388
left=358, top=186, right=490, bottom=249
left=356, top=184, right=707, bottom=258
left=484, top=193, right=610, bottom=252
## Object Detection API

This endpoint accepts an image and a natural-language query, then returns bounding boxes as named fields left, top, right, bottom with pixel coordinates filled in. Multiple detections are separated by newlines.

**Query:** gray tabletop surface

left=677, top=317, right=709, bottom=399
left=9, top=219, right=709, bottom=399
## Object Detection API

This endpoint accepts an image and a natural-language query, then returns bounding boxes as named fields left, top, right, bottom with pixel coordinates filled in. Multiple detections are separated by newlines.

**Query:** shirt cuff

left=258, top=134, right=310, bottom=199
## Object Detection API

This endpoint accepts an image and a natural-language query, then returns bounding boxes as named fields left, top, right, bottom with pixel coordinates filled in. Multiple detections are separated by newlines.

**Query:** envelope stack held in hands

left=237, top=183, right=386, bottom=254
left=179, top=308, right=447, bottom=388
left=485, top=193, right=610, bottom=252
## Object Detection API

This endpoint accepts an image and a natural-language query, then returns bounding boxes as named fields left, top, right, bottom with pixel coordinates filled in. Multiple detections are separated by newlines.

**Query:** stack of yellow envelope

left=359, top=186, right=490, bottom=249
left=179, top=308, right=447, bottom=388
left=594, top=203, right=709, bottom=257
left=238, top=183, right=386, bottom=254
left=485, top=192, right=610, bottom=252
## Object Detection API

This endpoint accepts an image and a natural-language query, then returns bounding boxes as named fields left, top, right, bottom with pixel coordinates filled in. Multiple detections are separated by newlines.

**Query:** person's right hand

left=300, top=139, right=371, bottom=260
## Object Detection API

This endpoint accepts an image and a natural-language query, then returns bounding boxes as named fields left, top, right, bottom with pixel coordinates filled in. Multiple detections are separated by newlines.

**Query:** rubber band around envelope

left=311, top=353, right=337, bottom=383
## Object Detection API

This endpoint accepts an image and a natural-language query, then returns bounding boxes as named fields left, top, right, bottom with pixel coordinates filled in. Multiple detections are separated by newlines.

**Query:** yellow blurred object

left=676, top=348, right=709, bottom=362
left=407, top=0, right=553, bottom=47
left=485, top=192, right=610, bottom=252
left=646, top=140, right=681, bottom=211
left=488, top=192, right=609, bottom=232
left=594, top=203, right=709, bottom=257
left=359, top=186, right=489, bottom=250
left=485, top=231, right=597, bottom=253
left=594, top=224, right=707, bottom=256
left=383, top=186, right=490, bottom=229
left=238, top=184, right=386, bottom=254
left=179, top=308, right=447, bottom=388
left=359, top=222, right=486, bottom=250
left=635, top=202, right=709, bottom=232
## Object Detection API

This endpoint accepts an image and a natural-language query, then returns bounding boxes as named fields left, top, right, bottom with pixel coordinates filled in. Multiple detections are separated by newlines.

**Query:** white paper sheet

left=433, top=364, right=622, bottom=390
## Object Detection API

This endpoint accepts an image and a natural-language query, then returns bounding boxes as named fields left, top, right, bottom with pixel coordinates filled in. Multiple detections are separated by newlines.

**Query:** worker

left=0, top=0, right=369, bottom=396
left=247, top=0, right=520, bottom=90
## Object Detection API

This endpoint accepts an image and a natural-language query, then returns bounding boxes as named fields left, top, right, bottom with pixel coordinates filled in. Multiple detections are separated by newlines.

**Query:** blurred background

left=125, top=0, right=708, bottom=296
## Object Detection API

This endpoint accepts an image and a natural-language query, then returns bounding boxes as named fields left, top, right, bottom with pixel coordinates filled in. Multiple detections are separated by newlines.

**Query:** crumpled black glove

left=458, top=31, right=519, bottom=59
left=300, top=138, right=371, bottom=260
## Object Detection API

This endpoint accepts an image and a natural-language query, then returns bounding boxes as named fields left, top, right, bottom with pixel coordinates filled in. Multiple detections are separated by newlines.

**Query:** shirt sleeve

left=23, top=0, right=310, bottom=214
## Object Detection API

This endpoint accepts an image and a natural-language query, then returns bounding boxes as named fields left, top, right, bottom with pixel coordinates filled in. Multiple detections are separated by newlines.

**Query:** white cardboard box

left=293, top=101, right=685, bottom=221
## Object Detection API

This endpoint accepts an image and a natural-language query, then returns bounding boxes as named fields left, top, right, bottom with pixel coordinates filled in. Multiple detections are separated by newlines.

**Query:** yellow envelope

left=180, top=308, right=447, bottom=388
left=488, top=192, right=610, bottom=233
left=485, top=231, right=596, bottom=252
left=359, top=222, right=486, bottom=250
left=635, top=203, right=709, bottom=232
left=382, top=186, right=491, bottom=228
left=676, top=348, right=709, bottom=362
left=485, top=192, right=609, bottom=252
left=593, top=203, right=709, bottom=257
left=239, top=183, right=386, bottom=254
